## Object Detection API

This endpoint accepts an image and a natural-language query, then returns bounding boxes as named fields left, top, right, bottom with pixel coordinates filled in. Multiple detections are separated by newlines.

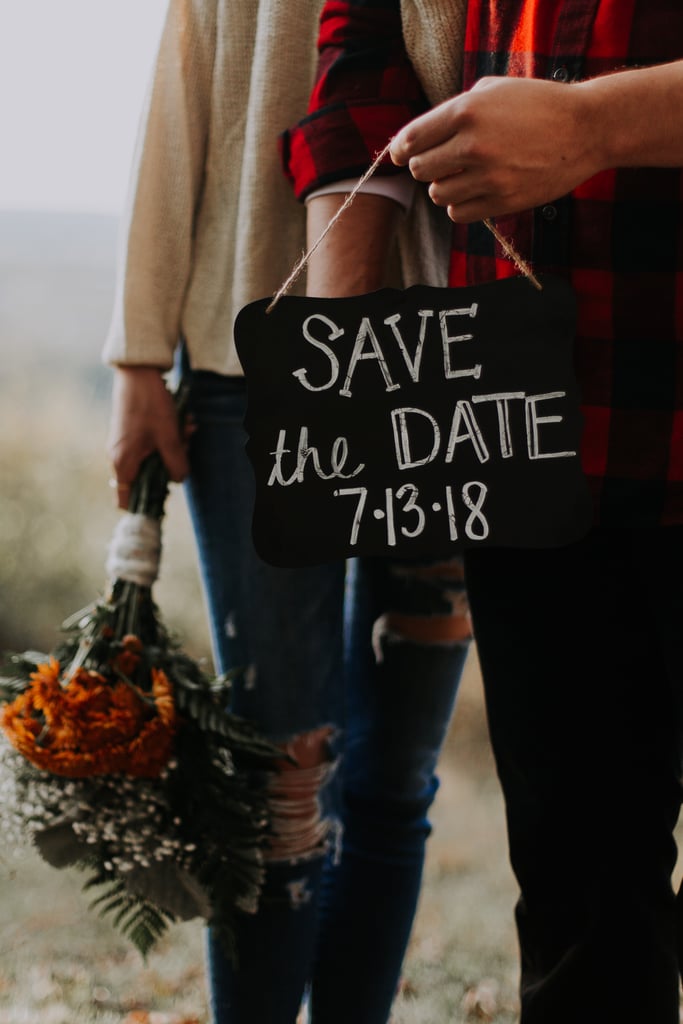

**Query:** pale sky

left=0, top=0, right=169, bottom=215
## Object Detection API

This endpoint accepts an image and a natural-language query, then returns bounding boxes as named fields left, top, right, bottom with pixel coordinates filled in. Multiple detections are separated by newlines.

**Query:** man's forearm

left=306, top=193, right=402, bottom=298
left=579, top=60, right=683, bottom=169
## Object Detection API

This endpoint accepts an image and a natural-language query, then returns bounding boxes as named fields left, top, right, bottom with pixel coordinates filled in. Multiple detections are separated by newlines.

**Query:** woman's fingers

left=108, top=366, right=190, bottom=508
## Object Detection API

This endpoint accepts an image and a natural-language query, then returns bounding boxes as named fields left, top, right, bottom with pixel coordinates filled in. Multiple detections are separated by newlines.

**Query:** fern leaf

left=85, top=872, right=173, bottom=959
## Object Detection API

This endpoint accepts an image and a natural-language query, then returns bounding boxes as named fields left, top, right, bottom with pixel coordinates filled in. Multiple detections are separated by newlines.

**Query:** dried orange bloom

left=121, top=635, right=143, bottom=653
left=111, top=633, right=145, bottom=678
left=0, top=659, right=177, bottom=779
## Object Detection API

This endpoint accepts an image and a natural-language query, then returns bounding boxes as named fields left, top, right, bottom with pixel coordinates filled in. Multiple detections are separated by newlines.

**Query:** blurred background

left=0, top=3, right=626, bottom=1022
left=0, top=0, right=212, bottom=669
left=1, top=7, right=215, bottom=1021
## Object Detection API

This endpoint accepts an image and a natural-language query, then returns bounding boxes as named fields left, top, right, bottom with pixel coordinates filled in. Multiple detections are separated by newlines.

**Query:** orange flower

left=0, top=659, right=177, bottom=778
left=111, top=634, right=144, bottom=678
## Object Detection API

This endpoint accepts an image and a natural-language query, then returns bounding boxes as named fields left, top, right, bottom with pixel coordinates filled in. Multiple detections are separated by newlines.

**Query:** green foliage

left=84, top=870, right=175, bottom=960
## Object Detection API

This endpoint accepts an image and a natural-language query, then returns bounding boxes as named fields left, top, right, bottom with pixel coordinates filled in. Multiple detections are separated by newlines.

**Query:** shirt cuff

left=280, top=99, right=423, bottom=201
left=305, top=172, right=416, bottom=211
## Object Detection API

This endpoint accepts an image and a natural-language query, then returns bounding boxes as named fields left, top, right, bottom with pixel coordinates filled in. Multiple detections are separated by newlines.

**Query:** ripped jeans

left=183, top=372, right=470, bottom=1024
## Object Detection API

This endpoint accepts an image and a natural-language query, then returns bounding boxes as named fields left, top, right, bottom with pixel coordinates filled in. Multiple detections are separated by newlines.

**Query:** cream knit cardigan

left=103, top=0, right=465, bottom=375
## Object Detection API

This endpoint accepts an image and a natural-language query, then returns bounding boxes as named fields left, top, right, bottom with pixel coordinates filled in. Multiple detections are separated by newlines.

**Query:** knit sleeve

left=280, top=0, right=427, bottom=201
left=103, top=0, right=216, bottom=368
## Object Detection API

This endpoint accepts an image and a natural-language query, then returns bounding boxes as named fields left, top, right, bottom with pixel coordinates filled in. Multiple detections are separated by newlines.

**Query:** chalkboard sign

left=234, top=275, right=592, bottom=567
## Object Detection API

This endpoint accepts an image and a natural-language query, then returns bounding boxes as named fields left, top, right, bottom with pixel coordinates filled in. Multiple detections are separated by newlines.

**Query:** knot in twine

left=106, top=513, right=162, bottom=588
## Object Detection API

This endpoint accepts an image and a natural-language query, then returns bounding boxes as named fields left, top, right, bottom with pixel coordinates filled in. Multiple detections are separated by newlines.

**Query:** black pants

left=465, top=527, right=683, bottom=1024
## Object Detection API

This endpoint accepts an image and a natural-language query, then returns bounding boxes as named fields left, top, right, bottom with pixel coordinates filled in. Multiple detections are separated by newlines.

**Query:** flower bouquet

left=0, top=405, right=280, bottom=958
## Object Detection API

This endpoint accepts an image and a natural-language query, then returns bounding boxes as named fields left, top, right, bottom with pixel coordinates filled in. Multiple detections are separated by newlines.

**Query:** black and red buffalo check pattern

left=282, top=0, right=683, bottom=526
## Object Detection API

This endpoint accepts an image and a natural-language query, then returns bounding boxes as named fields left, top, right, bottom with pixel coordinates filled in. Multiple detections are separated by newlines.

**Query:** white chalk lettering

left=471, top=392, right=525, bottom=458
left=445, top=485, right=458, bottom=541
left=439, top=305, right=482, bottom=381
left=383, top=309, right=434, bottom=382
left=390, top=407, right=441, bottom=470
left=462, top=481, right=489, bottom=540
left=332, top=480, right=495, bottom=549
left=340, top=317, right=400, bottom=397
left=268, top=427, right=365, bottom=486
left=333, top=486, right=368, bottom=545
left=445, top=401, right=490, bottom=464
left=524, top=392, right=576, bottom=460
left=292, top=314, right=344, bottom=391
left=396, top=482, right=426, bottom=538
left=330, top=436, right=355, bottom=475
left=384, top=487, right=397, bottom=546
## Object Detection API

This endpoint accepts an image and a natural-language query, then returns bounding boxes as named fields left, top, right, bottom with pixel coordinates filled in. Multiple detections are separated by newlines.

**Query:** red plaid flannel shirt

left=282, top=0, right=683, bottom=527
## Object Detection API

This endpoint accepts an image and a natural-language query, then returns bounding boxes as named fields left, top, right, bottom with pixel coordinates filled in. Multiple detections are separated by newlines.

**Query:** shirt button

left=541, top=204, right=558, bottom=221
left=552, top=66, right=569, bottom=82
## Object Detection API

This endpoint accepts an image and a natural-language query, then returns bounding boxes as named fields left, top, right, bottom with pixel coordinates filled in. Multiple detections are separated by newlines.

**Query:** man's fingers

left=446, top=200, right=487, bottom=224
left=399, top=129, right=469, bottom=183
left=390, top=98, right=460, bottom=166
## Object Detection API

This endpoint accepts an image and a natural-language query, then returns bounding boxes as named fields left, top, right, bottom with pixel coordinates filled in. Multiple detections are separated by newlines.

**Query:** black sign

left=234, top=276, right=592, bottom=567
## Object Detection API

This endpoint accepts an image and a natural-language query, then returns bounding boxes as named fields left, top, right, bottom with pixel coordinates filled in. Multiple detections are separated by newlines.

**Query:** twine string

left=482, top=218, right=542, bottom=290
left=266, top=141, right=395, bottom=314
left=266, top=140, right=543, bottom=313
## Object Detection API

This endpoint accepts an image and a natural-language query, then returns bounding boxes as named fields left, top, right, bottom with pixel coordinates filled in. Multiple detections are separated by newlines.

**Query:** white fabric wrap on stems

left=106, top=512, right=162, bottom=587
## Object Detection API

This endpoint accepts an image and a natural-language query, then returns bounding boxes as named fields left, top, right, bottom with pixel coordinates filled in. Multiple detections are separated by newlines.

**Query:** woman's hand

left=108, top=366, right=190, bottom=509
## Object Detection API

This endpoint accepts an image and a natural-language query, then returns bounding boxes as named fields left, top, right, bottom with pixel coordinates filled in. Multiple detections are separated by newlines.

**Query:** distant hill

left=0, top=209, right=118, bottom=383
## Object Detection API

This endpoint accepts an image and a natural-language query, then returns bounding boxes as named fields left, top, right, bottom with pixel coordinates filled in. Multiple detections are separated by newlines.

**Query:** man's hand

left=390, top=76, right=600, bottom=223
left=108, top=366, right=190, bottom=509
left=391, top=60, right=683, bottom=224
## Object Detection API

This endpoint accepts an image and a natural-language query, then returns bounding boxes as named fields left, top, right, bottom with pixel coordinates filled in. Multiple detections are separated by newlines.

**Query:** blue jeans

left=183, top=370, right=470, bottom=1024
